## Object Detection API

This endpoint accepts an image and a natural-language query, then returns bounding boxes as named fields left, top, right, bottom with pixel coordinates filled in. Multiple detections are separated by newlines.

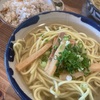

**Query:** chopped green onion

left=40, top=61, right=47, bottom=68
left=78, top=41, right=83, bottom=48
left=80, top=83, right=88, bottom=92
left=66, top=41, right=70, bottom=46
left=53, top=45, right=58, bottom=50
left=63, top=35, right=71, bottom=41
left=45, top=51, right=50, bottom=55
left=55, top=42, right=90, bottom=76
left=45, top=39, right=49, bottom=42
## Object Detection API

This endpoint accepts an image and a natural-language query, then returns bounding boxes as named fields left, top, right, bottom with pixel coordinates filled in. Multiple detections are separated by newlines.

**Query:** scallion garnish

left=55, top=42, right=90, bottom=76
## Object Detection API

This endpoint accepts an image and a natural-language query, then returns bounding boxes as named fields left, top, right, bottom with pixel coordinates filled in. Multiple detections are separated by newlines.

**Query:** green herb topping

left=40, top=50, right=51, bottom=68
left=55, top=41, right=90, bottom=76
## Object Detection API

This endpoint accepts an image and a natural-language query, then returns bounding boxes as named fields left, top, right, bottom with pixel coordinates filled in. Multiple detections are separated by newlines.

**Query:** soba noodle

left=13, top=24, right=100, bottom=100
left=91, top=0, right=100, bottom=10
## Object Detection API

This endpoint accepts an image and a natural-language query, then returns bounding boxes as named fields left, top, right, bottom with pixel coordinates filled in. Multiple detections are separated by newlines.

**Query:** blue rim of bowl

left=4, top=11, right=100, bottom=100
left=87, top=0, right=100, bottom=13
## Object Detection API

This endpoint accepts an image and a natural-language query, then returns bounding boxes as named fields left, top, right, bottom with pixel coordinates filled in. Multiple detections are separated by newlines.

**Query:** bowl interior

left=5, top=11, right=100, bottom=100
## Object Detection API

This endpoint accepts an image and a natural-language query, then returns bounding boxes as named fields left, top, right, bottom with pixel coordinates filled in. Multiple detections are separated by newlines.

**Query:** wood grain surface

left=0, top=0, right=85, bottom=100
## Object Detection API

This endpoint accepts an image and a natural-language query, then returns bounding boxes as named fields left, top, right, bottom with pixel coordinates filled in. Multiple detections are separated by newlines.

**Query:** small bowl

left=4, top=11, right=100, bottom=100
left=86, top=0, right=100, bottom=22
left=0, top=0, right=64, bottom=28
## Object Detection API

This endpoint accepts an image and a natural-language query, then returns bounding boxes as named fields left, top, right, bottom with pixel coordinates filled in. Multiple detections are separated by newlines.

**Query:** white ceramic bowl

left=0, top=0, right=64, bottom=28
left=4, top=11, right=100, bottom=100
left=86, top=0, right=100, bottom=21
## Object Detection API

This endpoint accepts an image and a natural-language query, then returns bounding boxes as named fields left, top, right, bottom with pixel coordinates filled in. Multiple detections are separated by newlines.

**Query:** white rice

left=0, top=0, right=55, bottom=27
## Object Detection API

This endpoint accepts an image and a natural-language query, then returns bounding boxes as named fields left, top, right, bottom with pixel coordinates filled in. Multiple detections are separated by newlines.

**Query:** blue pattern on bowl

left=5, top=38, right=32, bottom=100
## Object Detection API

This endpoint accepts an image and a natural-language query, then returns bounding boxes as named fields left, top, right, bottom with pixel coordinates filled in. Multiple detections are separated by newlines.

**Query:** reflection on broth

left=13, top=24, right=100, bottom=100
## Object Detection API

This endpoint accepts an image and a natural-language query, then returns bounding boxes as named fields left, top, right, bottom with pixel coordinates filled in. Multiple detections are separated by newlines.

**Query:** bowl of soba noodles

left=86, top=0, right=100, bottom=21
left=4, top=11, right=100, bottom=100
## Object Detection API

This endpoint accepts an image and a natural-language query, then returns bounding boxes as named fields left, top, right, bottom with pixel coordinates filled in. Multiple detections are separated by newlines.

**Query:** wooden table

left=0, top=0, right=85, bottom=99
